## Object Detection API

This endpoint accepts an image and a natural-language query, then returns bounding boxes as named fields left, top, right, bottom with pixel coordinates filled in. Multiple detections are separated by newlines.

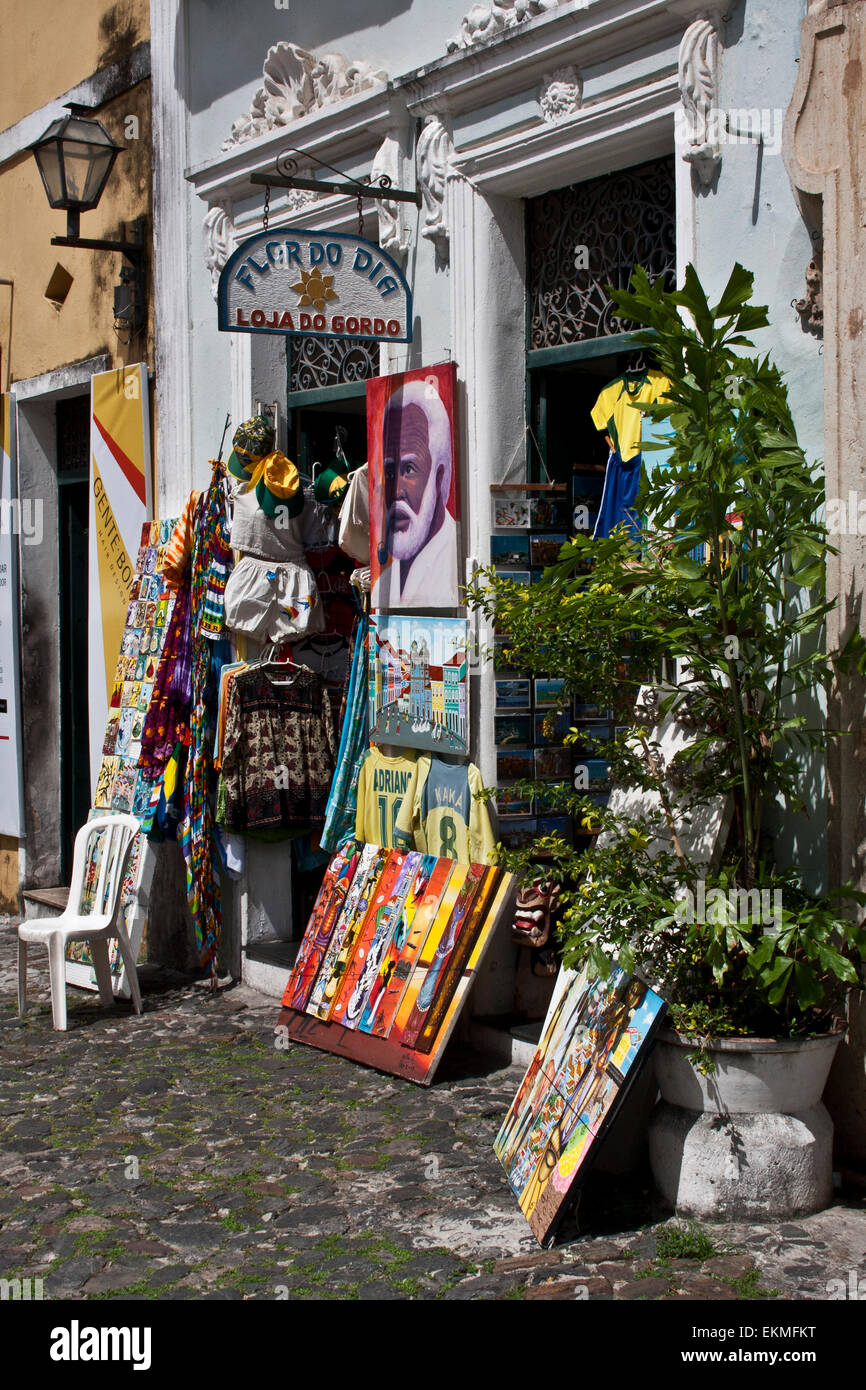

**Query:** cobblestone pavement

left=2, top=921, right=865, bottom=1302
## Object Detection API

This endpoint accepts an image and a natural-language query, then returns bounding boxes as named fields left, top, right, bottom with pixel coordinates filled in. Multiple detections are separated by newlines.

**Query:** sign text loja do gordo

left=218, top=228, right=412, bottom=342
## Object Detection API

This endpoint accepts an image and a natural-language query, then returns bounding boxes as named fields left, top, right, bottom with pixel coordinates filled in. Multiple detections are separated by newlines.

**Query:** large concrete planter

left=649, top=1029, right=842, bottom=1220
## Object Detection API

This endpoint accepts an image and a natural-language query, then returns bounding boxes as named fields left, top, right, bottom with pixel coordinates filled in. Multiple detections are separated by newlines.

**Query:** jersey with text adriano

left=354, top=747, right=419, bottom=847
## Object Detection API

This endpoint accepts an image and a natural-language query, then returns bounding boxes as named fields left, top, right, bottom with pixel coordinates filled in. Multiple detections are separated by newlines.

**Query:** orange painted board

left=389, top=863, right=469, bottom=1045
left=359, top=854, right=448, bottom=1038
left=282, top=842, right=360, bottom=1012
left=305, top=842, right=386, bottom=1019
left=329, top=850, right=417, bottom=1029
left=400, top=862, right=489, bottom=1050
left=415, top=866, right=500, bottom=1054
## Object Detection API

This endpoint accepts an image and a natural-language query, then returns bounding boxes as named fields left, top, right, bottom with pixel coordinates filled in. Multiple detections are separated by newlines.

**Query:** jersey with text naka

left=354, top=747, right=419, bottom=847
left=393, top=754, right=497, bottom=865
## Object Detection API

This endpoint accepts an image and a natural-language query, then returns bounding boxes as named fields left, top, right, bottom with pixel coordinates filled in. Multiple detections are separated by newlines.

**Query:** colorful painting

left=68, top=518, right=177, bottom=999
left=280, top=843, right=516, bottom=1086
left=369, top=615, right=469, bottom=756
left=492, top=496, right=531, bottom=530
left=490, top=533, right=530, bottom=568
left=494, top=964, right=665, bottom=1245
left=496, top=679, right=531, bottom=711
left=368, top=362, right=459, bottom=609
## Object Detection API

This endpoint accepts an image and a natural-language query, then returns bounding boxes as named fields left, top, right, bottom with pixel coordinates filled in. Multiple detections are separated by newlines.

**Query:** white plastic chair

left=18, top=813, right=144, bottom=1031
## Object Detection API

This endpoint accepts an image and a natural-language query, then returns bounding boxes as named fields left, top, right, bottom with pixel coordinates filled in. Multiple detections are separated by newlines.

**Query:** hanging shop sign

left=218, top=228, right=412, bottom=342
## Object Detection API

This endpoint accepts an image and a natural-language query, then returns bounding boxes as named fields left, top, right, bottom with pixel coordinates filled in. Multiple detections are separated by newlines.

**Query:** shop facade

left=149, top=0, right=828, bottom=1034
left=0, top=0, right=154, bottom=908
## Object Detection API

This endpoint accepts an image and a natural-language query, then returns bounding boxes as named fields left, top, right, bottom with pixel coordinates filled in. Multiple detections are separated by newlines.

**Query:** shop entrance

left=56, top=394, right=91, bottom=879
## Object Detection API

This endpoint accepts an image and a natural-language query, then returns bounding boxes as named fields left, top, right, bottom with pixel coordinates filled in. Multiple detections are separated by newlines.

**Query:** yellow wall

left=0, top=1, right=153, bottom=897
left=0, top=80, right=153, bottom=385
left=0, top=0, right=149, bottom=132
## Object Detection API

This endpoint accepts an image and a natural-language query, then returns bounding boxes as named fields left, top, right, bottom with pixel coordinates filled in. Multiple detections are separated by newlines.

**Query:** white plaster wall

left=185, top=0, right=478, bottom=167
left=693, top=0, right=826, bottom=890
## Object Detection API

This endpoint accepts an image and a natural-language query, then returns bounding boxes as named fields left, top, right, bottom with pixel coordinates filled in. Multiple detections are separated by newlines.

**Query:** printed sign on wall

left=88, top=365, right=152, bottom=799
left=218, top=229, right=412, bottom=342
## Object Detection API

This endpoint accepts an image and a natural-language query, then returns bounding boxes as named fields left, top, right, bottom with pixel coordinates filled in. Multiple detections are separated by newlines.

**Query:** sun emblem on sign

left=291, top=268, right=339, bottom=311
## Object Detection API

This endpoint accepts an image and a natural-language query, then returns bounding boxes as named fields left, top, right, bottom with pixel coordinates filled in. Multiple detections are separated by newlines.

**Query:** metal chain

left=263, top=183, right=270, bottom=233
left=357, top=192, right=364, bottom=238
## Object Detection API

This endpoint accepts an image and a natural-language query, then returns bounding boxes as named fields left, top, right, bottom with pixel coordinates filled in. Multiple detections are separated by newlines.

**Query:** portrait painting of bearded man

left=368, top=363, right=459, bottom=609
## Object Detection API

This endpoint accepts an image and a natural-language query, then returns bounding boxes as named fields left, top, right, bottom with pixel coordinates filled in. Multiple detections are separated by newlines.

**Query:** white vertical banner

left=88, top=365, right=152, bottom=796
left=0, top=395, right=24, bottom=836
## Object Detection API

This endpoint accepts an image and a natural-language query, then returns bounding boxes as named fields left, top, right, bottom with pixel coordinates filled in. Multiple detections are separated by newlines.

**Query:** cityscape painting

left=369, top=615, right=469, bottom=755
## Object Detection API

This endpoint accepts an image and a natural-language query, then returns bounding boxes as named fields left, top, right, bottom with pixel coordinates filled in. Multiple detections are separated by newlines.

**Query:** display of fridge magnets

left=535, top=678, right=568, bottom=708
left=490, top=534, right=530, bottom=568
left=534, top=746, right=572, bottom=780
left=530, top=533, right=567, bottom=568
left=530, top=496, right=568, bottom=529
left=536, top=815, right=573, bottom=844
left=132, top=774, right=156, bottom=819
left=495, top=714, right=532, bottom=746
left=496, top=678, right=531, bottom=710
left=498, top=816, right=537, bottom=849
left=94, top=756, right=120, bottom=809
left=102, top=711, right=120, bottom=756
left=536, top=781, right=570, bottom=813
left=115, top=708, right=137, bottom=757
left=573, top=757, right=611, bottom=792
left=497, top=749, right=535, bottom=783
left=573, top=696, right=608, bottom=719
left=497, top=785, right=534, bottom=816
left=493, top=497, right=531, bottom=530
left=111, top=762, right=138, bottom=813
left=494, top=636, right=518, bottom=671
left=534, top=710, right=573, bottom=746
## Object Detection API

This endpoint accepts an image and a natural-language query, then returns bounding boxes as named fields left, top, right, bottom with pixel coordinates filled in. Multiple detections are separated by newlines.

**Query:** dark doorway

left=56, top=395, right=91, bottom=879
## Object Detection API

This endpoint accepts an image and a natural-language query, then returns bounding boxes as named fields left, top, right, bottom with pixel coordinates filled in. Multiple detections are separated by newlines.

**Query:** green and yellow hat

left=313, top=464, right=350, bottom=511
left=228, top=415, right=303, bottom=518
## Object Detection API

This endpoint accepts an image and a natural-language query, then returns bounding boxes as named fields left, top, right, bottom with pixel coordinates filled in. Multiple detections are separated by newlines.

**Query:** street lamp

left=28, top=103, right=145, bottom=334
left=29, top=106, right=122, bottom=240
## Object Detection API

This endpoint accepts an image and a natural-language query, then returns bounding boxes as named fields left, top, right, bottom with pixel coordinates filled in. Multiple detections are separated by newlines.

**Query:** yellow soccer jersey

left=354, top=747, right=419, bottom=847
left=590, top=368, right=670, bottom=462
left=393, top=755, right=497, bottom=865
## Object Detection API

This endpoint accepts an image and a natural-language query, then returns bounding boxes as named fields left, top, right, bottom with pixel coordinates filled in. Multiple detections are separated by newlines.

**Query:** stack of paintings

left=279, top=842, right=516, bottom=1084
left=494, top=963, right=666, bottom=1244
left=66, top=517, right=177, bottom=997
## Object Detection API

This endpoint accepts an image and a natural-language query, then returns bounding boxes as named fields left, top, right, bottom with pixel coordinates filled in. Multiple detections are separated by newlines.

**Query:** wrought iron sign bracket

left=249, top=147, right=421, bottom=207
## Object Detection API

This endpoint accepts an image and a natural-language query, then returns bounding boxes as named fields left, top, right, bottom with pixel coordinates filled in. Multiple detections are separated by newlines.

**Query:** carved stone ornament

left=417, top=116, right=454, bottom=246
left=371, top=135, right=410, bottom=256
left=677, top=15, right=722, bottom=186
left=795, top=249, right=823, bottom=336
left=447, top=0, right=560, bottom=53
left=539, top=65, right=582, bottom=123
left=222, top=42, right=388, bottom=149
left=203, top=204, right=233, bottom=299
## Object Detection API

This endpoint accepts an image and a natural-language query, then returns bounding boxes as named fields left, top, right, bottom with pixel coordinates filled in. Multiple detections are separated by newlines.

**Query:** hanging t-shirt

left=354, top=746, right=419, bottom=847
left=393, top=755, right=497, bottom=865
left=590, top=368, right=670, bottom=539
left=590, top=368, right=670, bottom=462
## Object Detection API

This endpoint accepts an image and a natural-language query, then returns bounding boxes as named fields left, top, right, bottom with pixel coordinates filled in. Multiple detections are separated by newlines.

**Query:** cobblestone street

left=2, top=921, right=865, bottom=1303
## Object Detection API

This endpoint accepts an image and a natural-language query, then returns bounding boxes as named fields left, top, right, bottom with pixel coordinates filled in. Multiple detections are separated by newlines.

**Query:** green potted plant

left=468, top=262, right=866, bottom=1218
